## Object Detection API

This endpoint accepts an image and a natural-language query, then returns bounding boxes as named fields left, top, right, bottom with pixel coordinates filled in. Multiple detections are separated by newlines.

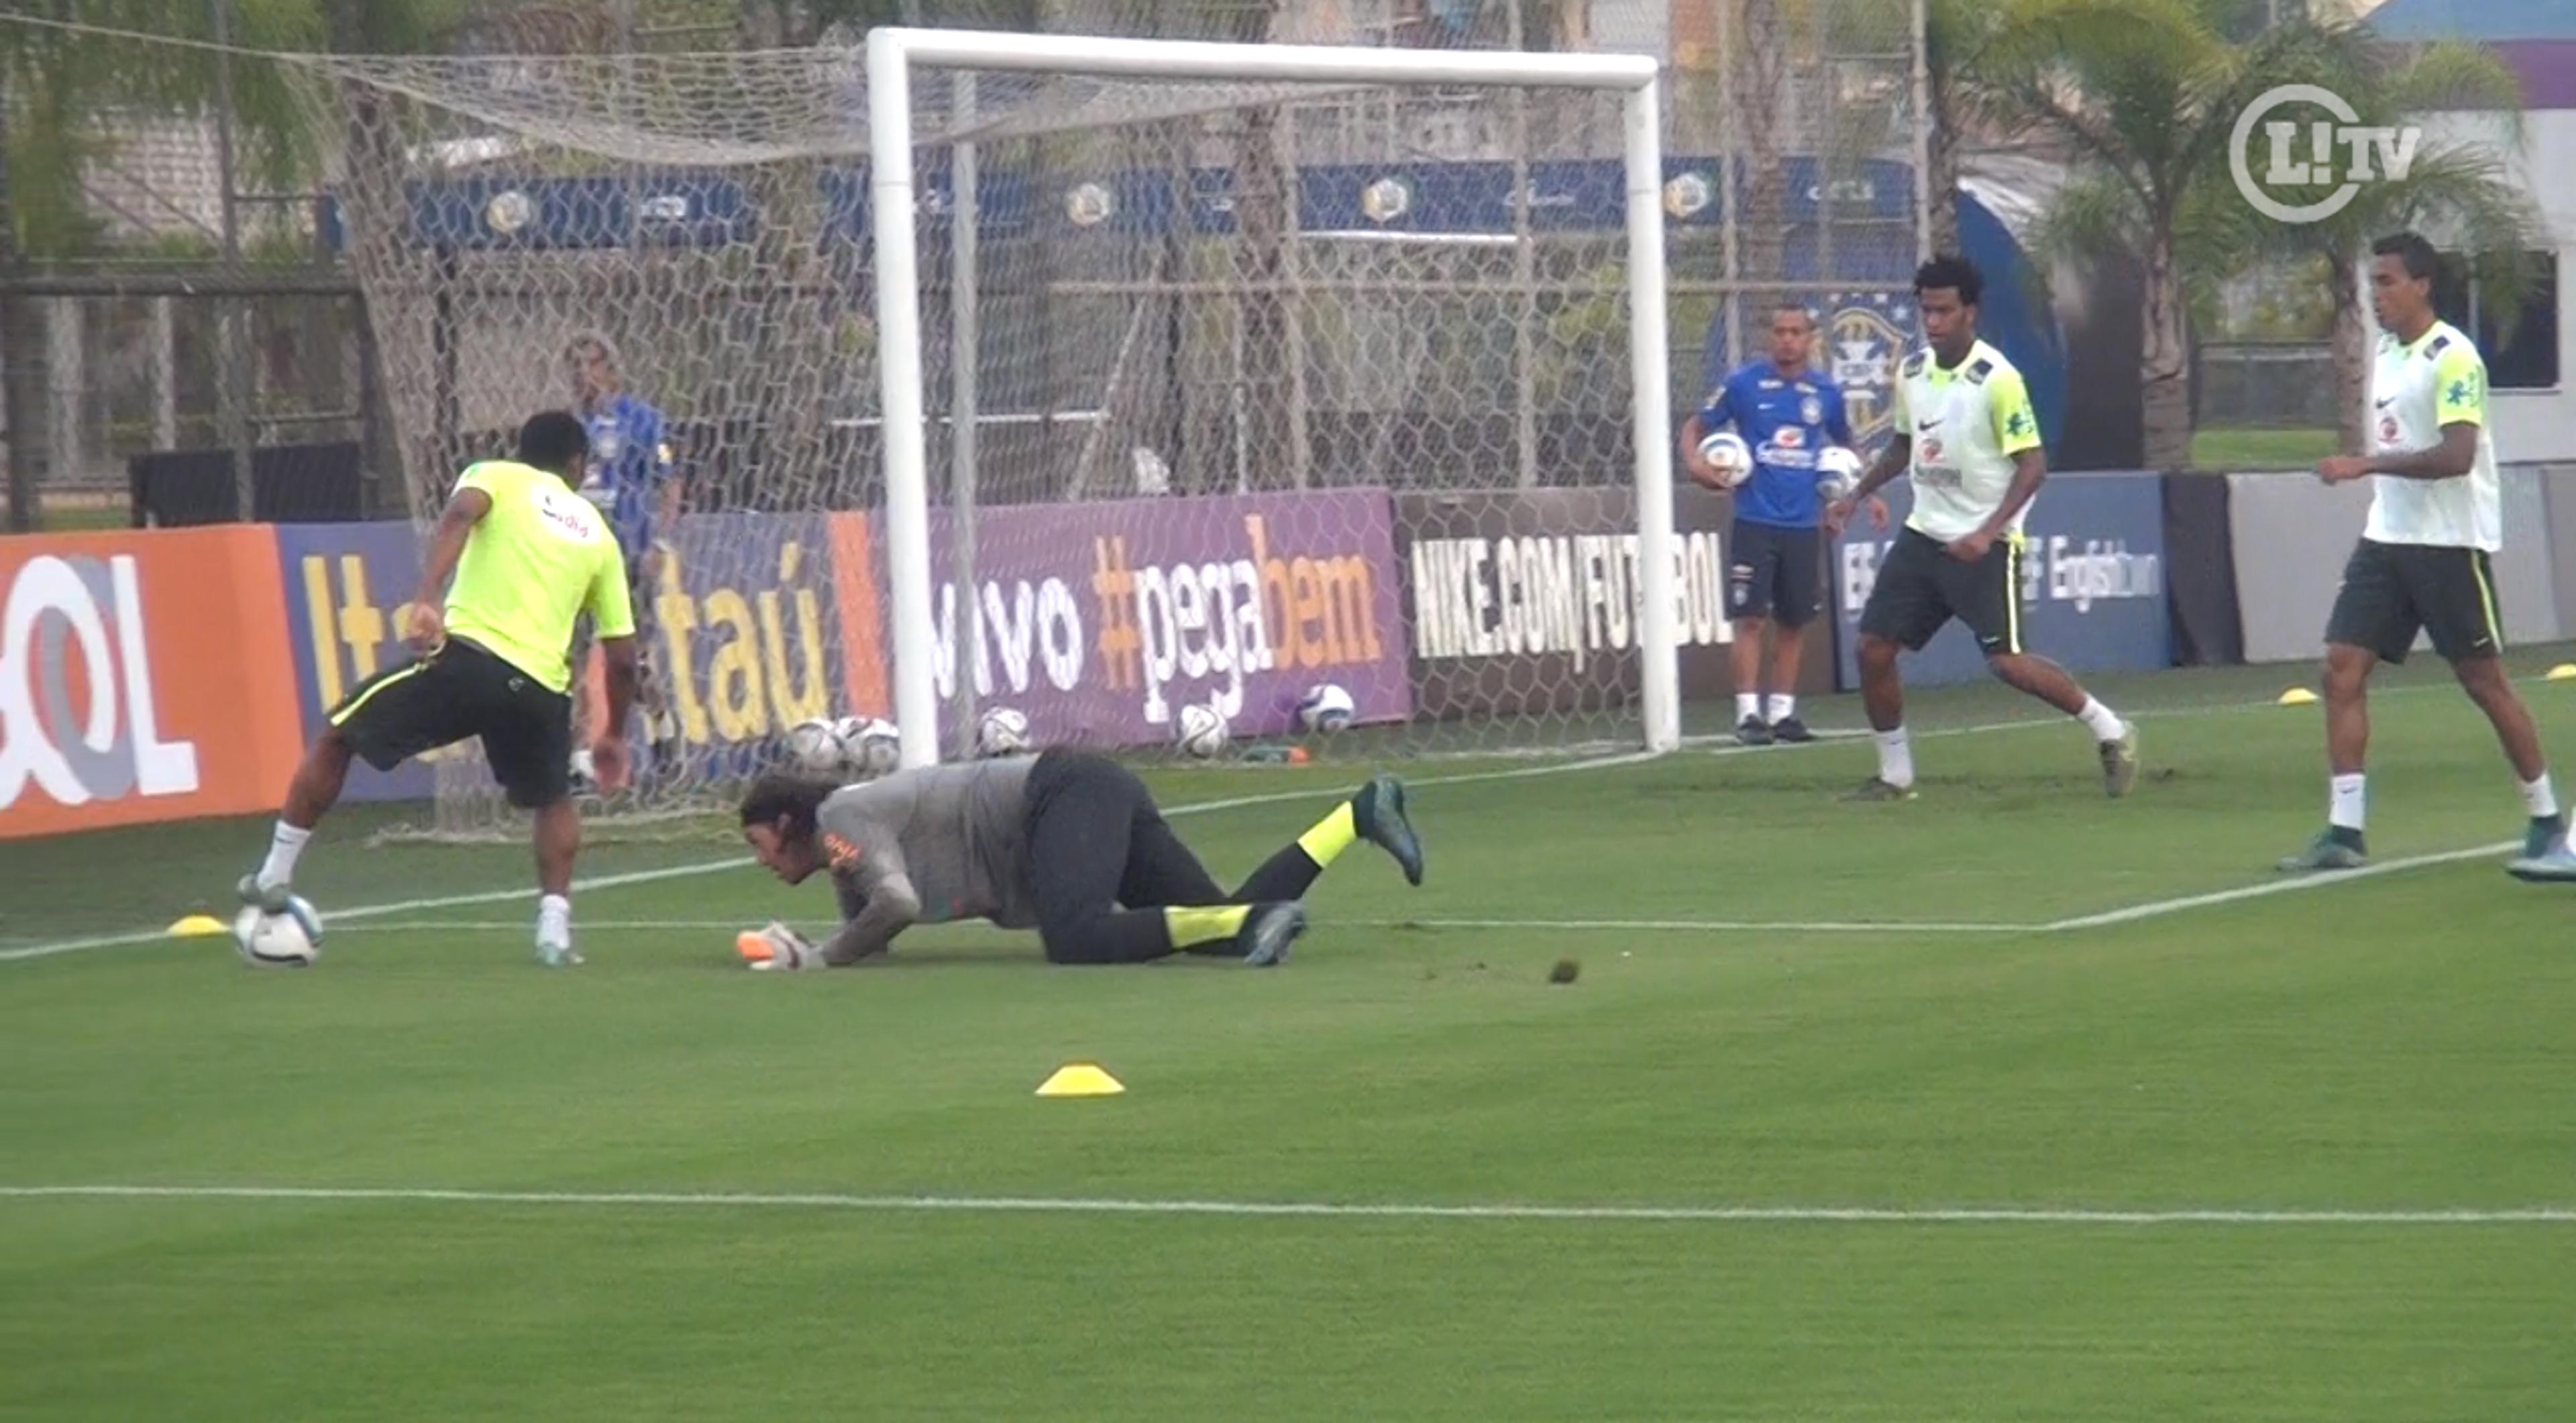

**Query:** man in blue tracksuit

left=566, top=331, right=682, bottom=778
left=1681, top=305, right=1882, bottom=745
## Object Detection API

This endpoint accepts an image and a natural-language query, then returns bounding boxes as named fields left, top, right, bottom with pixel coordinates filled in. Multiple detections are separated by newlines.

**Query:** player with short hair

left=1681, top=303, right=1885, bottom=745
left=1827, top=256, right=2138, bottom=800
left=566, top=331, right=680, bottom=778
left=735, top=754, right=1424, bottom=969
left=238, top=411, right=640, bottom=965
left=2280, top=230, right=2567, bottom=876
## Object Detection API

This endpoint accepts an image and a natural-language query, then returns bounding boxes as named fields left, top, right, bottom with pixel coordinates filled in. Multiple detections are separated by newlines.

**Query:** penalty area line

left=0, top=1183, right=2570, bottom=1226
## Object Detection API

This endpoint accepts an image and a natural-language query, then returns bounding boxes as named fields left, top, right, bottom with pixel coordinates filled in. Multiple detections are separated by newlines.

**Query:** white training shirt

left=2363, top=319, right=2498, bottom=552
left=1889, top=339, right=2045, bottom=542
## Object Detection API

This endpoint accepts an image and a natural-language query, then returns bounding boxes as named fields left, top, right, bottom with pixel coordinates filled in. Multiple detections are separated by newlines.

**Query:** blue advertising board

left=1831, top=473, right=2171, bottom=690
left=272, top=521, right=441, bottom=802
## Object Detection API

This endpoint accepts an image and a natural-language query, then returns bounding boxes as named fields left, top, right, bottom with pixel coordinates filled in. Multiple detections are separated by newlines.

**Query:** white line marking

left=1, top=1183, right=2569, bottom=1224
left=0, top=858, right=755, bottom=964
left=2038, top=841, right=2519, bottom=932
left=1364, top=917, right=2028, bottom=935
left=3, top=750, right=1653, bottom=965
left=323, top=915, right=2030, bottom=937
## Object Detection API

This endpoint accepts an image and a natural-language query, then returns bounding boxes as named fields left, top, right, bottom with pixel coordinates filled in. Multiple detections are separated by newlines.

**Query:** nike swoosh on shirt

left=2373, top=397, right=2395, bottom=409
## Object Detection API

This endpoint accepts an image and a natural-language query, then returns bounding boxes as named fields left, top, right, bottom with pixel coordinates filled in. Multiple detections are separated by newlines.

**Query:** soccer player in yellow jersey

left=238, top=412, right=641, bottom=965
left=1826, top=256, right=2139, bottom=801
left=2279, top=231, right=2567, bottom=876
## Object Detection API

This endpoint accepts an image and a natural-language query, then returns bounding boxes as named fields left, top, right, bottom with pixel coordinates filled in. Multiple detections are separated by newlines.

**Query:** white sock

left=2329, top=774, right=2366, bottom=833
left=1767, top=693, right=1796, bottom=723
left=1875, top=727, right=1914, bottom=789
left=258, top=823, right=312, bottom=889
left=2076, top=696, right=2125, bottom=743
left=1735, top=692, right=1760, bottom=723
left=2522, top=773, right=2559, bottom=821
left=537, top=894, right=572, bottom=949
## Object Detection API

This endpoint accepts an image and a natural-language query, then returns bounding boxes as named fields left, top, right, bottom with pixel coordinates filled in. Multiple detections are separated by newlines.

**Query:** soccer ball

left=786, top=718, right=845, bottom=776
left=977, top=706, right=1032, bottom=757
left=1297, top=683, right=1356, bottom=735
left=1696, top=431, right=1754, bottom=488
left=232, top=896, right=323, bottom=969
left=1816, top=445, right=1864, bottom=503
left=838, top=715, right=902, bottom=776
left=1176, top=702, right=1230, bottom=759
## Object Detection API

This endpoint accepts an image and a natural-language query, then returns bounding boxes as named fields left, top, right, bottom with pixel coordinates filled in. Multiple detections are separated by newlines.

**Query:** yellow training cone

left=167, top=913, right=229, bottom=938
left=1035, top=1063, right=1126, bottom=1098
left=2547, top=664, right=2576, bottom=682
left=2276, top=688, right=2319, bottom=706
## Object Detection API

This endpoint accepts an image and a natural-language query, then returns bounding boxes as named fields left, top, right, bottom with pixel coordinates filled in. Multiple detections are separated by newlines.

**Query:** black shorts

left=2325, top=538, right=2504, bottom=664
left=1022, top=750, right=1230, bottom=963
left=327, top=637, right=574, bottom=808
left=1727, top=520, right=1823, bottom=627
left=1858, top=526, right=2028, bottom=655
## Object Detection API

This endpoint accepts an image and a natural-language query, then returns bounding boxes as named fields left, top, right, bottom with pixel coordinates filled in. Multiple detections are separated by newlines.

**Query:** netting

left=277, top=13, right=1923, bottom=839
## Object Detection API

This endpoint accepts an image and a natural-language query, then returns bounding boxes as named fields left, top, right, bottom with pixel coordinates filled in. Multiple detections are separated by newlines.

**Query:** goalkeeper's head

left=741, top=772, right=837, bottom=884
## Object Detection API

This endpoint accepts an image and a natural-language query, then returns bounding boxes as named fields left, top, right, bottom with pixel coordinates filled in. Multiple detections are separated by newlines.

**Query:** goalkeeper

left=735, top=752, right=1424, bottom=969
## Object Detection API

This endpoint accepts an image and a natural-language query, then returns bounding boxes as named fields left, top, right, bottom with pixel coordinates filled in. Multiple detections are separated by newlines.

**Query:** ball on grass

left=1548, top=957, right=1580, bottom=985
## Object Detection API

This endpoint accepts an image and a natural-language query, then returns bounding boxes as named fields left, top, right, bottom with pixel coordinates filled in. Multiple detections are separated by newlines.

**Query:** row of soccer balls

left=782, top=682, right=1361, bottom=778
left=1696, top=431, right=1864, bottom=500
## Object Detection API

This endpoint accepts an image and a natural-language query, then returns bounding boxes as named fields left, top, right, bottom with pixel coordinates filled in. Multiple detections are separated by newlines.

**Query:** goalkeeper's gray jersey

left=813, top=757, right=1041, bottom=929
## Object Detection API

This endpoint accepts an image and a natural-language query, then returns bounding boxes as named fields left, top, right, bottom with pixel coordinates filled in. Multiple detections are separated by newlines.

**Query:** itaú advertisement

left=876, top=492, right=1413, bottom=751
left=0, top=527, right=303, bottom=839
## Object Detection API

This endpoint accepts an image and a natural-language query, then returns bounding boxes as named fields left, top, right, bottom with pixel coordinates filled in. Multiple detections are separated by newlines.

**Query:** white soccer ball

left=232, top=896, right=323, bottom=969
left=1816, top=445, right=1864, bottom=502
left=1696, top=430, right=1754, bottom=488
left=977, top=706, right=1032, bottom=758
left=1176, top=702, right=1230, bottom=759
left=838, top=715, right=902, bottom=776
left=1297, top=683, right=1356, bottom=735
left=786, top=718, right=845, bottom=776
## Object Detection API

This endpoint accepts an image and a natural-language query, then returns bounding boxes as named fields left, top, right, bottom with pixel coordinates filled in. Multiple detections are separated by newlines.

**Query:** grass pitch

left=6, top=653, right=2575, bottom=1419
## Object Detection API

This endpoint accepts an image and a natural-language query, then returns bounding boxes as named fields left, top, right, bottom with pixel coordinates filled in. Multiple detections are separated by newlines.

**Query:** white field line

left=0, top=1183, right=2569, bottom=1226
left=323, top=839, right=2540, bottom=943
left=1, top=749, right=1657, bottom=965
left=8, top=683, right=2543, bottom=965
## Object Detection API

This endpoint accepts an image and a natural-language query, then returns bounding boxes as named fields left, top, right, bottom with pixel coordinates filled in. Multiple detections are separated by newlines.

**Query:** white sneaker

left=537, top=928, right=582, bottom=967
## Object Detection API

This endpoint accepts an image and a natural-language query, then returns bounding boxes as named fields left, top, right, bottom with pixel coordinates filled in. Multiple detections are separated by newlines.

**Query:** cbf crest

left=1817, top=291, right=1917, bottom=444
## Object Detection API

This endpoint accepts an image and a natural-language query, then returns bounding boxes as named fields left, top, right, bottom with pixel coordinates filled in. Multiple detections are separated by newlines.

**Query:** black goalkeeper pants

left=1022, top=749, right=1322, bottom=965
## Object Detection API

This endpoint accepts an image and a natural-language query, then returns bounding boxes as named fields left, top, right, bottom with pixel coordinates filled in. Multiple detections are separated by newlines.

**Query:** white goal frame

left=865, top=28, right=1679, bottom=768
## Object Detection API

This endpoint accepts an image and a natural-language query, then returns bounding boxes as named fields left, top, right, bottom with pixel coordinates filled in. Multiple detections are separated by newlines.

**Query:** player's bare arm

left=1951, top=447, right=2047, bottom=562
left=1678, top=411, right=1722, bottom=486
left=591, top=633, right=641, bottom=791
left=405, top=488, right=493, bottom=649
left=2320, top=423, right=2477, bottom=484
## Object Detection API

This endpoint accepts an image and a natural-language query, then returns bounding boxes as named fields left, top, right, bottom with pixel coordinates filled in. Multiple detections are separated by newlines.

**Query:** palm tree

left=1951, top=0, right=2288, bottom=470
left=2235, top=21, right=2540, bottom=454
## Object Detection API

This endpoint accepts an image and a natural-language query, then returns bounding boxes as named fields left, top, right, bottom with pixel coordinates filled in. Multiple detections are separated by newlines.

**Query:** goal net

left=290, top=30, right=1684, bottom=839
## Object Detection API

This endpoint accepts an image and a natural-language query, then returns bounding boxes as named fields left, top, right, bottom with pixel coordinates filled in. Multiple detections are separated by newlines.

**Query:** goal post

left=863, top=28, right=1680, bottom=771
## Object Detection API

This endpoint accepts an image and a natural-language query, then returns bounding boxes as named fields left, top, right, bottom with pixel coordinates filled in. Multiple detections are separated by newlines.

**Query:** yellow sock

left=1164, top=904, right=1252, bottom=948
left=1296, top=802, right=1358, bottom=866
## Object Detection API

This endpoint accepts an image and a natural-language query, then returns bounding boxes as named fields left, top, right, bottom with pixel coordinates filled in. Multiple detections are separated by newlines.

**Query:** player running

left=1827, top=256, right=2138, bottom=801
left=237, top=411, right=639, bottom=965
left=2278, top=231, right=2568, bottom=876
left=566, top=332, right=681, bottom=780
left=734, top=753, right=1424, bottom=969
left=1681, top=303, right=1884, bottom=745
